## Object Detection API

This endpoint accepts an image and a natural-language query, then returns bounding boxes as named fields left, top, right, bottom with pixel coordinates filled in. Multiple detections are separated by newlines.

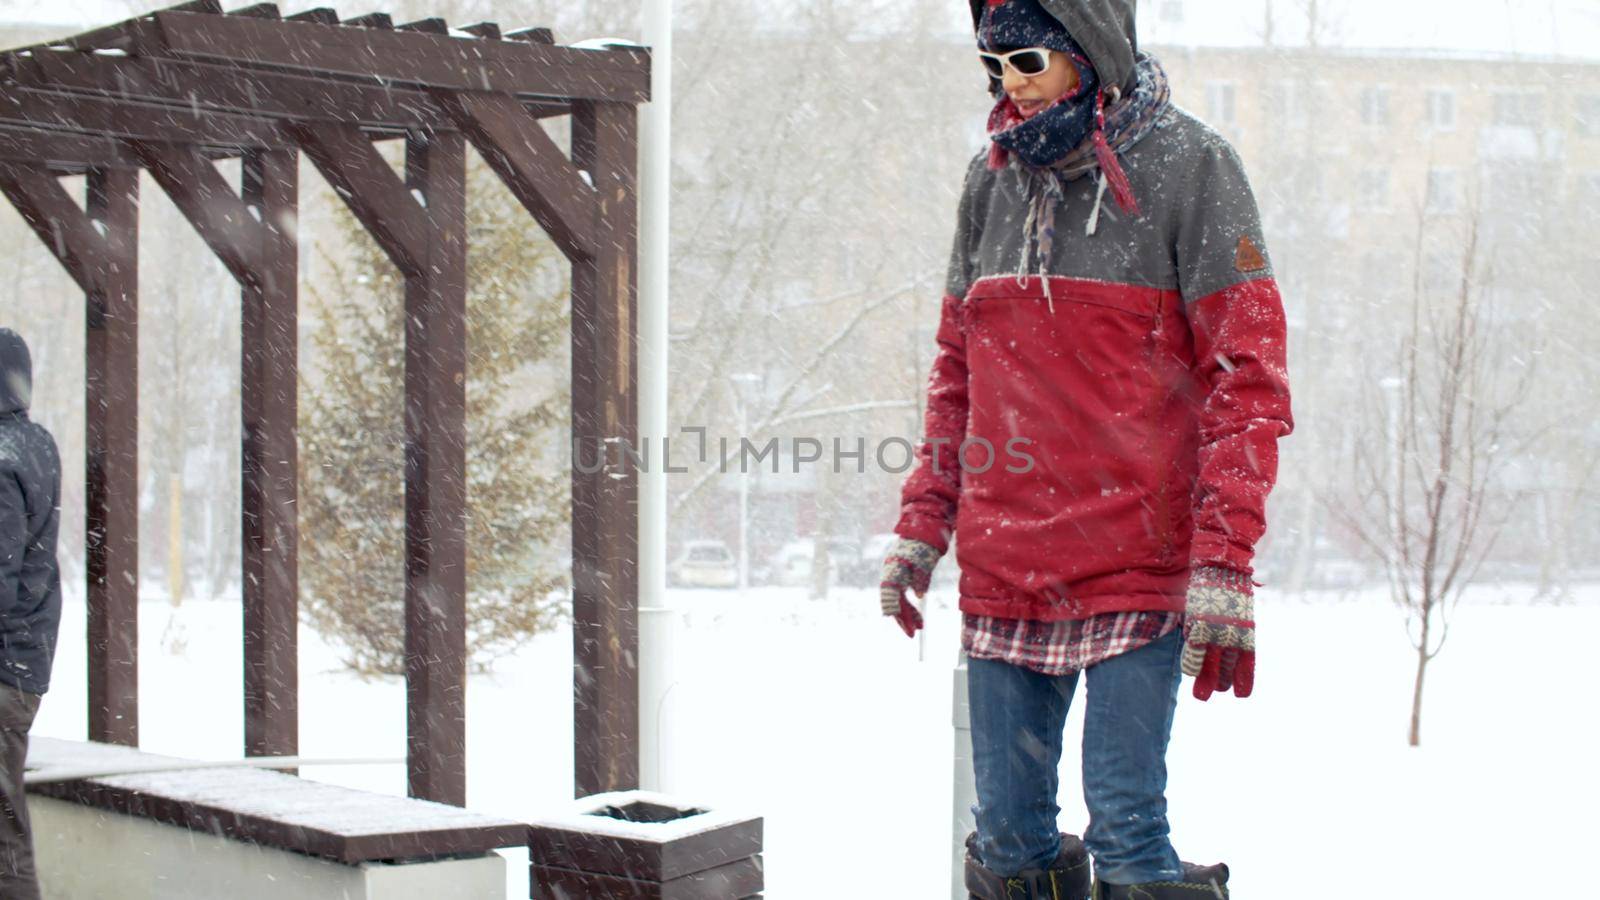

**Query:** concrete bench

left=25, top=737, right=527, bottom=900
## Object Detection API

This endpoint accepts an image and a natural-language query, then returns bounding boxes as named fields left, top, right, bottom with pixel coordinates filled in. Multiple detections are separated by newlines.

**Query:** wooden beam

left=60, top=1, right=222, bottom=53
left=60, top=16, right=169, bottom=55
left=152, top=11, right=650, bottom=103
left=505, top=27, right=555, bottom=44
left=0, top=89, right=291, bottom=148
left=229, top=2, right=280, bottom=17
left=433, top=90, right=597, bottom=261
left=0, top=164, right=114, bottom=294
left=0, top=167, right=140, bottom=746
left=396, top=18, right=448, bottom=35
left=459, top=22, right=501, bottom=40
left=401, top=131, right=469, bottom=807
left=15, top=52, right=455, bottom=133
left=240, top=148, right=299, bottom=763
left=287, top=122, right=429, bottom=276
left=0, top=127, right=141, bottom=172
left=285, top=8, right=338, bottom=25
left=128, top=141, right=264, bottom=283
left=84, top=168, right=140, bottom=747
left=568, top=100, right=640, bottom=798
left=343, top=13, right=393, bottom=30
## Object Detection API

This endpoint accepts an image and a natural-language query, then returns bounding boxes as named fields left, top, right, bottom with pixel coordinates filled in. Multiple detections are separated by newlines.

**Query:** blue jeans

left=967, top=627, right=1185, bottom=886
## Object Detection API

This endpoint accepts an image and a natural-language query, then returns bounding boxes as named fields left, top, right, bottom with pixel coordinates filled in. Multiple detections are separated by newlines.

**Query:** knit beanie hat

left=977, top=0, right=1096, bottom=94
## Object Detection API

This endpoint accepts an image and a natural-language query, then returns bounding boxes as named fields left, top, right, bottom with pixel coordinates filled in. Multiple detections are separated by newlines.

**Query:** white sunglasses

left=977, top=47, right=1056, bottom=79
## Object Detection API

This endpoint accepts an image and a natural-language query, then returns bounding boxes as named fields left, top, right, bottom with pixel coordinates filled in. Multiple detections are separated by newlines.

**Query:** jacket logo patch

left=1235, top=235, right=1268, bottom=273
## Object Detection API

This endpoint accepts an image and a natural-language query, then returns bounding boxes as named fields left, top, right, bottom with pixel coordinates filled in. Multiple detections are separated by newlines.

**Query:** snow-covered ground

left=32, top=580, right=1600, bottom=899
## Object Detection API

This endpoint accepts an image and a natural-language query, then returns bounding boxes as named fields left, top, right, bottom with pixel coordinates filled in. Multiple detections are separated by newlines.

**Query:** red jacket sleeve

left=894, top=293, right=968, bottom=555
left=1175, top=138, right=1295, bottom=577
left=894, top=153, right=986, bottom=556
left=1186, top=279, right=1294, bottom=575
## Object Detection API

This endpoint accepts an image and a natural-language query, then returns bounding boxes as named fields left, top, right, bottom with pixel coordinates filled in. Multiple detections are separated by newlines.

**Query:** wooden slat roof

left=0, top=0, right=649, bottom=173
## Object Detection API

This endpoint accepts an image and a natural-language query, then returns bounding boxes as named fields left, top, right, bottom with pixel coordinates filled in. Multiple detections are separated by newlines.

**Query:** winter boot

left=964, top=830, right=1092, bottom=900
left=1091, top=862, right=1230, bottom=899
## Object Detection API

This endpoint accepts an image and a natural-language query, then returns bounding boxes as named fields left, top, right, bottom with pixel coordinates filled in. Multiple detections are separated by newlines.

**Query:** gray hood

left=968, top=0, right=1139, bottom=94
left=0, top=327, right=33, bottom=414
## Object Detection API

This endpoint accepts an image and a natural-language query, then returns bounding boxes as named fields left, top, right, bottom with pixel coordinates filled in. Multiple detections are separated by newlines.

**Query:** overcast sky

left=2, top=0, right=1596, bottom=61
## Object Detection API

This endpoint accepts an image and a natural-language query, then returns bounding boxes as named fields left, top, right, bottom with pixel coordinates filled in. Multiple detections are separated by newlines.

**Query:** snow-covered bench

left=25, top=737, right=525, bottom=900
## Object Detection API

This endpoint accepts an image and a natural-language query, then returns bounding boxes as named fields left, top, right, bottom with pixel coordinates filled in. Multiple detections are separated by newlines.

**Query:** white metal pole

left=952, top=655, right=975, bottom=900
left=738, top=396, right=750, bottom=591
left=638, top=0, right=673, bottom=794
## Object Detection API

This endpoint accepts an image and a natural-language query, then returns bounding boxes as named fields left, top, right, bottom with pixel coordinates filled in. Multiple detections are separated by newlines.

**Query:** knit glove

left=1181, top=566, right=1256, bottom=700
left=879, top=538, right=941, bottom=638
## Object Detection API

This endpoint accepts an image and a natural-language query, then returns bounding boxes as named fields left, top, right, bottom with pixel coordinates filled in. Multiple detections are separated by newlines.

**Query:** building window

left=1359, top=86, right=1390, bottom=126
left=1206, top=82, right=1236, bottom=126
left=1425, top=169, right=1460, bottom=215
left=1492, top=91, right=1544, bottom=128
left=1426, top=89, right=1457, bottom=131
left=1358, top=168, right=1391, bottom=208
left=1160, top=0, right=1185, bottom=23
left=1579, top=96, right=1600, bottom=138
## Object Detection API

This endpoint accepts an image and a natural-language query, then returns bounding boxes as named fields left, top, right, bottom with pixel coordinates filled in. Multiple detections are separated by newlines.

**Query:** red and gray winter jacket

left=894, top=0, right=1294, bottom=622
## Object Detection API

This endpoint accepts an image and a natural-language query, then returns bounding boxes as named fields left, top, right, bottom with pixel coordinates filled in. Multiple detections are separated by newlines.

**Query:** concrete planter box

left=528, top=790, right=763, bottom=899
left=33, top=797, right=505, bottom=900
left=26, top=738, right=526, bottom=900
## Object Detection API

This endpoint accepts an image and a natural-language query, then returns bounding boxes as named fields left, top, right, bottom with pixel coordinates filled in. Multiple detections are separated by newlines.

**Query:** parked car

left=768, top=538, right=861, bottom=588
left=668, top=540, right=739, bottom=589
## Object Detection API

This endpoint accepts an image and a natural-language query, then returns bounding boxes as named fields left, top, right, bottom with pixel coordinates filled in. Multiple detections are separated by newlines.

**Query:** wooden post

left=85, top=169, right=139, bottom=746
left=240, top=148, right=299, bottom=760
left=402, top=131, right=469, bottom=806
left=570, top=100, right=640, bottom=798
left=135, top=142, right=303, bottom=760
left=292, top=122, right=467, bottom=803
left=0, top=165, right=140, bottom=746
left=1, top=15, right=654, bottom=802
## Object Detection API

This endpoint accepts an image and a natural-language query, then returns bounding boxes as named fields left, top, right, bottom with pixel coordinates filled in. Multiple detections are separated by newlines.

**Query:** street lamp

left=635, top=0, right=673, bottom=794
left=729, top=373, right=762, bottom=591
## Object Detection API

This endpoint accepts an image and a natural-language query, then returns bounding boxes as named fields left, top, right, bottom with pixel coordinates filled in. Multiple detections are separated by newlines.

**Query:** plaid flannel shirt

left=962, top=610, right=1182, bottom=675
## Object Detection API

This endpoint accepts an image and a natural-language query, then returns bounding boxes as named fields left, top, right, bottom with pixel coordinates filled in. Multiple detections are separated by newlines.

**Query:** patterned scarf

left=987, top=53, right=1173, bottom=306
left=985, top=60, right=1100, bottom=169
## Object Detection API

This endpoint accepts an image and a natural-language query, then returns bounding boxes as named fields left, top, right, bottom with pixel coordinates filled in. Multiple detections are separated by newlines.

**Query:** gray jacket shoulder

left=1135, top=106, right=1273, bottom=302
left=1141, top=106, right=1237, bottom=161
left=945, top=148, right=997, bottom=298
left=958, top=148, right=996, bottom=222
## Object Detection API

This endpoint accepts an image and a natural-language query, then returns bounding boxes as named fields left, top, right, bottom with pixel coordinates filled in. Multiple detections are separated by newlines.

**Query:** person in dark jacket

left=0, top=327, right=61, bottom=900
left=879, top=1, right=1293, bottom=898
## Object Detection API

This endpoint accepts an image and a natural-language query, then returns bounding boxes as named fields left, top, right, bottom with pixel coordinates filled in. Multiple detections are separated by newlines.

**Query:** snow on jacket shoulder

left=896, top=109, right=1294, bottom=622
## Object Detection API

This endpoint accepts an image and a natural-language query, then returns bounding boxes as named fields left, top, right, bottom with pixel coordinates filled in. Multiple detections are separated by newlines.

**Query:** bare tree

left=1337, top=199, right=1541, bottom=746
left=661, top=1, right=982, bottom=568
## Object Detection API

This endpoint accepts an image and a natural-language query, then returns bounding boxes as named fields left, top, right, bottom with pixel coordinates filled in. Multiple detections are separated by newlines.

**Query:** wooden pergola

left=0, top=1, right=646, bottom=805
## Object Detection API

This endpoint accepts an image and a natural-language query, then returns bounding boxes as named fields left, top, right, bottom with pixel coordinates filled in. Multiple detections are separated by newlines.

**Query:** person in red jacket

left=879, top=2, right=1293, bottom=898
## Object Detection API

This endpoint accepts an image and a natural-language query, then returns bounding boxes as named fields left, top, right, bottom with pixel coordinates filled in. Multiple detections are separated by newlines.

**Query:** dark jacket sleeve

left=0, top=469, right=23, bottom=620
left=19, top=435, right=61, bottom=623
left=1174, top=137, right=1295, bottom=576
left=894, top=154, right=986, bottom=556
